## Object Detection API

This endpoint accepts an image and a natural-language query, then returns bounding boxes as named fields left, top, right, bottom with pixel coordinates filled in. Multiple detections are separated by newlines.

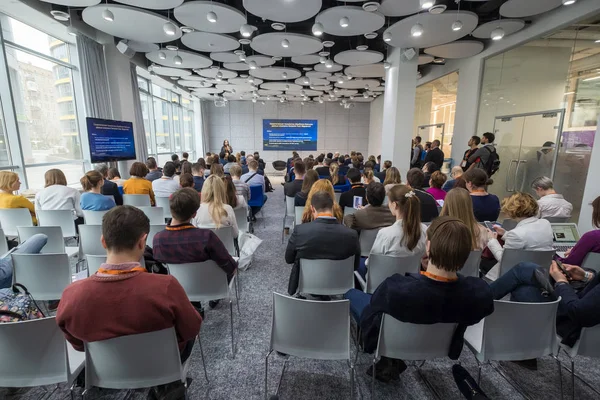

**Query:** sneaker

left=366, top=357, right=407, bottom=383
left=452, top=364, right=489, bottom=400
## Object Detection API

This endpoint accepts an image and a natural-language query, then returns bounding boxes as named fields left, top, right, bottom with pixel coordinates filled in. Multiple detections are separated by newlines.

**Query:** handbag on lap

left=0, top=283, right=45, bottom=322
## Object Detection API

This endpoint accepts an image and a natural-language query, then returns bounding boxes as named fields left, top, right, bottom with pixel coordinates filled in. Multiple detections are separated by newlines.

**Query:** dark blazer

left=315, top=166, right=330, bottom=177
left=343, top=205, right=395, bottom=232
left=285, top=218, right=360, bottom=295
left=284, top=179, right=303, bottom=198
left=424, top=147, right=445, bottom=169
left=375, top=170, right=387, bottom=182
left=339, top=184, right=366, bottom=209
left=414, top=189, right=439, bottom=222
left=101, top=180, right=122, bottom=205
left=339, top=165, right=349, bottom=175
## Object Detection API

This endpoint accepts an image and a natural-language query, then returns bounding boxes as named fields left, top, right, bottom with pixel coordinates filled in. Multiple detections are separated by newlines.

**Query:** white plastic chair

left=0, top=227, right=8, bottom=255
left=11, top=253, right=71, bottom=300
left=498, top=249, right=555, bottom=276
left=335, top=192, right=342, bottom=204
left=462, top=250, right=482, bottom=278
left=137, top=206, right=165, bottom=225
left=0, top=208, right=33, bottom=237
left=234, top=206, right=249, bottom=234
left=83, top=327, right=190, bottom=398
left=344, top=206, right=357, bottom=217
left=464, top=299, right=562, bottom=396
left=297, top=256, right=355, bottom=295
left=82, top=210, right=108, bottom=225
left=154, top=196, right=173, bottom=219
left=202, top=225, right=236, bottom=256
left=581, top=252, right=600, bottom=273
left=558, top=325, right=600, bottom=399
left=294, top=206, right=304, bottom=225
left=17, top=226, right=78, bottom=257
left=78, top=224, right=105, bottom=256
left=265, top=293, right=354, bottom=399
left=36, top=210, right=77, bottom=238
left=372, top=315, right=457, bottom=398
left=359, top=228, right=381, bottom=257
left=0, top=317, right=84, bottom=398
left=282, top=196, right=295, bottom=243
left=356, top=253, right=422, bottom=294
left=147, top=224, right=166, bottom=248
left=123, top=194, right=151, bottom=207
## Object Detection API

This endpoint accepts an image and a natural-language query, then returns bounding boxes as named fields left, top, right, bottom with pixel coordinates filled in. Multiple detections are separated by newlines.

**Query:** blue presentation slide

left=87, top=117, right=136, bottom=163
left=263, top=119, right=318, bottom=151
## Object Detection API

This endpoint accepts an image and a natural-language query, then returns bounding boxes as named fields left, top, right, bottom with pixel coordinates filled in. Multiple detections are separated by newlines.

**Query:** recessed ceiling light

left=166, top=45, right=178, bottom=51
left=363, top=2, right=380, bottom=12
left=323, top=41, right=335, bottom=48
left=207, top=11, right=218, bottom=23
left=272, top=56, right=282, bottom=61
left=452, top=20, right=463, bottom=31
left=173, top=55, right=183, bottom=65
left=272, top=22, right=286, bottom=31
left=170, top=76, right=178, bottom=80
left=240, top=24, right=254, bottom=38
left=239, top=53, right=246, bottom=61
left=420, top=0, right=434, bottom=9
left=364, top=32, right=378, bottom=39
left=240, top=74, right=249, bottom=78
left=281, top=39, right=290, bottom=48
left=102, top=8, right=114, bottom=22
left=429, top=4, right=446, bottom=14
left=50, top=10, right=70, bottom=21
left=312, top=22, right=324, bottom=36
left=282, top=72, right=288, bottom=79
left=356, top=45, right=368, bottom=51
left=491, top=27, right=505, bottom=40
left=319, top=51, right=330, bottom=57
left=234, top=50, right=245, bottom=55
left=319, top=56, right=327, bottom=63
left=383, top=32, right=392, bottom=42
left=411, top=23, right=424, bottom=37
left=325, top=59, right=334, bottom=69
left=249, top=61, right=258, bottom=70
left=239, top=39, right=251, bottom=45
left=158, top=51, right=167, bottom=60
left=562, top=0, right=576, bottom=5
left=181, top=26, right=194, bottom=33
left=340, top=16, right=349, bottom=28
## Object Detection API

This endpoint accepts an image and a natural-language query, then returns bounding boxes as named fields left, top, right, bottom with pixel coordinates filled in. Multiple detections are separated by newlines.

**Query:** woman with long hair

left=462, top=168, right=500, bottom=222
left=329, top=163, right=342, bottom=186
left=223, top=175, right=247, bottom=210
left=301, top=179, right=343, bottom=223
left=193, top=175, right=238, bottom=238
left=295, top=169, right=319, bottom=207
left=0, top=171, right=37, bottom=224
left=221, top=139, right=233, bottom=154
left=362, top=168, right=376, bottom=185
left=440, top=188, right=489, bottom=250
left=556, top=196, right=600, bottom=266
left=80, top=170, right=115, bottom=211
left=107, top=167, right=126, bottom=187
left=35, top=168, right=83, bottom=223
left=383, top=166, right=402, bottom=193
left=210, top=163, right=225, bottom=177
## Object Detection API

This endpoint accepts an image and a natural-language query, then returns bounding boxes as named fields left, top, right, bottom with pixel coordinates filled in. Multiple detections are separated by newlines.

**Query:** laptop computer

left=551, top=223, right=581, bottom=253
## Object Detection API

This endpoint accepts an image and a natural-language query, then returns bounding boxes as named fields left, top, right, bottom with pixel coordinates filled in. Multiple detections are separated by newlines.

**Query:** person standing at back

left=411, top=136, right=424, bottom=168
left=96, top=164, right=123, bottom=205
left=284, top=160, right=305, bottom=198
left=152, top=162, right=180, bottom=198
left=468, top=132, right=496, bottom=172
left=406, top=168, right=439, bottom=222
left=531, top=176, right=572, bottom=219
left=424, top=139, right=444, bottom=170
left=461, top=136, right=480, bottom=171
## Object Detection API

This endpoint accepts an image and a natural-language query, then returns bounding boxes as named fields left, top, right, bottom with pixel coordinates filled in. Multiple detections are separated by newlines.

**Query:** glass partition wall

left=477, top=18, right=600, bottom=221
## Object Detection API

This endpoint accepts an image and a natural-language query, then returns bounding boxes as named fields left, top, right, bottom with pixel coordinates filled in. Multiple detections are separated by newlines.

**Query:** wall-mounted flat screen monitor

left=263, top=119, right=318, bottom=151
left=87, top=117, right=136, bottom=163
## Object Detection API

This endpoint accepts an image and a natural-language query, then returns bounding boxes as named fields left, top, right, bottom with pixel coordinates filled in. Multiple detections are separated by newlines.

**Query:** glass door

left=490, top=116, right=526, bottom=202
left=417, top=123, right=445, bottom=148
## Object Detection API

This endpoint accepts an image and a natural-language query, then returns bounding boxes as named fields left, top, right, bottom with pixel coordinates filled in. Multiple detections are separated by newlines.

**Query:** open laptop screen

left=552, top=224, right=580, bottom=243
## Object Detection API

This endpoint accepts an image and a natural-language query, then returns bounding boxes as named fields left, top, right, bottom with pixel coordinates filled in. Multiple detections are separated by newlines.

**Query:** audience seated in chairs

left=211, top=163, right=225, bottom=178
left=284, top=160, right=305, bottom=198
left=0, top=233, right=48, bottom=289
left=329, top=163, right=346, bottom=188
left=338, top=169, right=366, bottom=210
left=80, top=170, right=116, bottom=211
left=230, top=164, right=249, bottom=203
left=191, top=162, right=205, bottom=193
left=315, top=157, right=331, bottom=177
left=123, top=162, right=155, bottom=206
left=56, top=206, right=202, bottom=398
left=343, top=182, right=395, bottom=232
left=192, top=175, right=239, bottom=239
left=242, top=160, right=267, bottom=216
left=556, top=196, right=600, bottom=266
left=362, top=168, right=379, bottom=186
left=462, top=168, right=500, bottom=222
left=421, top=161, right=440, bottom=189
left=0, top=171, right=36, bottom=225
left=443, top=166, right=463, bottom=192
left=295, top=170, right=319, bottom=207
left=179, top=173, right=195, bottom=189
left=223, top=175, right=247, bottom=211
left=152, top=162, right=181, bottom=198
left=338, top=156, right=349, bottom=175
left=107, top=167, right=126, bottom=187
left=406, top=168, right=439, bottom=223
left=345, top=216, right=494, bottom=382
left=383, top=167, right=402, bottom=193
left=35, top=168, right=84, bottom=225
left=285, top=190, right=360, bottom=296
left=96, top=164, right=123, bottom=206
left=375, top=160, right=390, bottom=182
left=441, top=188, right=490, bottom=251
left=145, top=157, right=162, bottom=182
left=426, top=171, right=448, bottom=201
left=301, top=179, right=343, bottom=224
left=531, top=176, right=573, bottom=220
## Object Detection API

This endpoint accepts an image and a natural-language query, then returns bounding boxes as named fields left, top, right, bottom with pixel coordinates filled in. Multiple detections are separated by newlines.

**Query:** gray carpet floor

left=2, top=175, right=600, bottom=399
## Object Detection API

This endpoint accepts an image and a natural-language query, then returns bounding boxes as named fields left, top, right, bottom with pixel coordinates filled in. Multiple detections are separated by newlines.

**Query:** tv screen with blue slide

left=87, top=117, right=136, bottom=163
left=263, top=119, right=318, bottom=151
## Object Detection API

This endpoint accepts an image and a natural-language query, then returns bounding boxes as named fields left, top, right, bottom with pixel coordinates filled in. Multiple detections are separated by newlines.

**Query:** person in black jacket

left=338, top=169, right=366, bottom=210
left=406, top=168, right=439, bottom=222
left=345, top=217, right=494, bottom=382
left=284, top=160, right=305, bottom=198
left=424, top=139, right=445, bottom=170
left=95, top=164, right=123, bottom=205
left=285, top=191, right=360, bottom=295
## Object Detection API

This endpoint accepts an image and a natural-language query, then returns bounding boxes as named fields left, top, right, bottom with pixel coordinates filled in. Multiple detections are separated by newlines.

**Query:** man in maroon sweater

left=56, top=206, right=202, bottom=363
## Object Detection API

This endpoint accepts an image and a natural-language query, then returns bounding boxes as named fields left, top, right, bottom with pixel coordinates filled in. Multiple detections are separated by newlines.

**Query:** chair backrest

left=0, top=208, right=33, bottom=236
left=298, top=256, right=355, bottom=295
left=359, top=228, right=381, bottom=257
left=502, top=218, right=519, bottom=231
left=544, top=216, right=570, bottom=223
left=366, top=253, right=422, bottom=293
left=499, top=249, right=555, bottom=276
left=166, top=261, right=229, bottom=302
left=581, top=252, right=600, bottom=273
left=248, top=185, right=264, bottom=207
left=461, top=250, right=482, bottom=278
left=343, top=206, right=357, bottom=217
left=285, top=196, right=295, bottom=217
left=154, top=197, right=172, bottom=219
left=82, top=210, right=109, bottom=225
left=0, top=227, right=8, bottom=255
left=85, top=327, right=183, bottom=390
left=234, top=207, right=249, bottom=233
left=79, top=224, right=105, bottom=256
left=376, top=314, right=457, bottom=360
left=334, top=192, right=342, bottom=203
left=147, top=224, right=166, bottom=248
left=0, top=317, right=71, bottom=387
left=270, top=293, right=350, bottom=360
left=86, top=254, right=107, bottom=276
left=137, top=206, right=165, bottom=225
left=36, top=210, right=76, bottom=238
left=473, top=299, right=560, bottom=361
left=17, top=226, right=65, bottom=253
left=567, top=325, right=600, bottom=358
left=123, top=194, right=151, bottom=207
left=11, top=253, right=71, bottom=300
left=205, top=225, right=236, bottom=256
left=295, top=206, right=304, bottom=225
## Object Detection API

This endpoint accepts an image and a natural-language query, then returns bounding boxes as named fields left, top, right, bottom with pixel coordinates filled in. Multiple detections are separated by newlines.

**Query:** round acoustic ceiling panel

left=182, top=32, right=239, bottom=52
left=344, top=63, right=385, bottom=78
left=291, top=54, right=322, bottom=65
left=216, top=84, right=256, bottom=93
left=245, top=55, right=276, bottom=67
left=500, top=0, right=563, bottom=18
left=192, top=88, right=223, bottom=95
left=151, top=66, right=191, bottom=77
left=350, top=97, right=374, bottom=102
left=210, top=52, right=240, bottom=63
left=424, top=40, right=485, bottom=59
left=178, top=80, right=214, bottom=88
left=334, top=50, right=384, bottom=66
left=146, top=49, right=212, bottom=69
left=261, top=82, right=303, bottom=91
left=197, top=68, right=238, bottom=79
left=83, top=4, right=182, bottom=43
left=334, top=89, right=359, bottom=96
left=251, top=33, right=323, bottom=57
left=372, top=86, right=385, bottom=92
left=181, top=75, right=206, bottom=81
left=125, top=41, right=159, bottom=53
left=250, top=67, right=302, bottom=81
left=335, top=79, right=381, bottom=89
left=229, top=77, right=264, bottom=85
left=383, top=11, right=479, bottom=49
left=114, top=0, right=183, bottom=9
left=243, top=0, right=322, bottom=23
left=418, top=55, right=435, bottom=65
left=316, top=6, right=385, bottom=37
left=310, top=85, right=333, bottom=91
left=41, top=0, right=100, bottom=5
left=472, top=19, right=525, bottom=39
left=174, top=1, right=246, bottom=33
left=378, top=0, right=422, bottom=16
left=258, top=89, right=283, bottom=96
left=306, top=71, right=331, bottom=79
left=286, top=89, right=323, bottom=97
left=223, top=62, right=251, bottom=71
left=314, top=62, right=343, bottom=73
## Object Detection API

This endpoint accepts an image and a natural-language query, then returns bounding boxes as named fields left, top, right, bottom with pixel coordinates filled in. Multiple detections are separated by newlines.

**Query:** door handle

left=506, top=159, right=518, bottom=192
left=516, top=160, right=528, bottom=192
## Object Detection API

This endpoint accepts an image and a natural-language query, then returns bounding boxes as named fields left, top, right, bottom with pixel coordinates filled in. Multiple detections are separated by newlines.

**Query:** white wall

left=203, top=100, right=371, bottom=164
left=368, top=96, right=383, bottom=157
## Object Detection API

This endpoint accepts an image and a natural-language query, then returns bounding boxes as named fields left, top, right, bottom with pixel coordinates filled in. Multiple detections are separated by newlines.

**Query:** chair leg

left=571, top=359, right=575, bottom=400
left=349, top=361, right=355, bottom=399
left=264, top=350, right=272, bottom=400
left=229, top=299, right=235, bottom=357
left=477, top=362, right=482, bottom=386
left=371, top=357, right=377, bottom=400
left=198, top=334, right=209, bottom=383
left=235, top=277, right=241, bottom=315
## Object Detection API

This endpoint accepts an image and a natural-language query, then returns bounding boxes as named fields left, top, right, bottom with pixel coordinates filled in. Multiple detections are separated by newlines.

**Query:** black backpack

left=483, top=146, right=500, bottom=177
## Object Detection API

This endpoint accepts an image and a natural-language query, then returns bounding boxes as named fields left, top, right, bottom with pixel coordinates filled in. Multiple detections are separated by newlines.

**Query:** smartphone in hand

left=556, top=260, right=571, bottom=278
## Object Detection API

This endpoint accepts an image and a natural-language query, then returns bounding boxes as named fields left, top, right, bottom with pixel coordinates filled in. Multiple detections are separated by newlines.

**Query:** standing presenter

left=221, top=139, right=233, bottom=154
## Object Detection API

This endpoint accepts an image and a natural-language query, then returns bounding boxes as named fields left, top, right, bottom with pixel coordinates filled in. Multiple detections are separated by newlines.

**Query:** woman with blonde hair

left=329, top=163, right=346, bottom=187
left=80, top=170, right=116, bottom=211
left=301, top=179, right=343, bottom=223
left=440, top=188, right=489, bottom=250
left=0, top=171, right=36, bottom=224
left=192, top=175, right=238, bottom=238
left=35, top=168, right=84, bottom=223
left=383, top=166, right=402, bottom=193
left=362, top=168, right=376, bottom=186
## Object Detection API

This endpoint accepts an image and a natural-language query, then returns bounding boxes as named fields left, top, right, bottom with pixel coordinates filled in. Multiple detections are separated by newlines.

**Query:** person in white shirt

left=152, top=162, right=180, bottom=198
left=485, top=192, right=554, bottom=280
left=531, top=176, right=573, bottom=219
left=35, top=169, right=84, bottom=224
left=192, top=175, right=239, bottom=238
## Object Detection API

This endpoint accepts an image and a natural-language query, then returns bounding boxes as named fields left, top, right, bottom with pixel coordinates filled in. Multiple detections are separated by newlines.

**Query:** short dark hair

left=146, top=158, right=157, bottom=170
left=240, top=151, right=246, bottom=156
left=407, top=168, right=425, bottom=189
left=196, top=158, right=206, bottom=169
left=171, top=154, right=179, bottom=161
left=248, top=160, right=258, bottom=170
left=483, top=132, right=495, bottom=143
left=170, top=188, right=200, bottom=221
left=228, top=154, right=236, bottom=162
left=324, top=158, right=332, bottom=166
left=415, top=136, right=422, bottom=143
left=311, top=190, right=333, bottom=212
left=347, top=168, right=361, bottom=184
left=471, top=136, right=481, bottom=145
left=432, top=139, right=441, bottom=147
left=162, top=162, right=176, bottom=177
left=192, top=162, right=203, bottom=174
left=316, top=155, right=324, bottom=163
left=338, top=156, right=345, bottom=164
left=129, top=162, right=149, bottom=178
left=427, top=216, right=472, bottom=272
left=179, top=173, right=194, bottom=188
left=182, top=152, right=189, bottom=159
left=366, top=182, right=386, bottom=206
left=294, top=160, right=306, bottom=175
left=102, top=206, right=149, bottom=252
left=383, top=160, right=392, bottom=169
left=327, top=152, right=333, bottom=159
left=430, top=171, right=447, bottom=189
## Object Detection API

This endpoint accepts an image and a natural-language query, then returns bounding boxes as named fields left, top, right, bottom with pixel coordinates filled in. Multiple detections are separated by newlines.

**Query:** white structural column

left=578, top=116, right=600, bottom=234
left=380, top=47, right=419, bottom=173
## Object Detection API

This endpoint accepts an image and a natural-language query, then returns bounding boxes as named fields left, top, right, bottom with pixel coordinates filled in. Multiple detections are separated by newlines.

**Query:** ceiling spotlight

left=363, top=2, right=380, bottom=12
left=411, top=23, right=424, bottom=37
left=285, top=84, right=290, bottom=90
left=595, top=39, right=600, bottom=43
left=319, top=56, right=327, bottom=64
left=562, top=0, right=576, bottom=5
left=207, top=11, right=218, bottom=23
left=216, top=71, right=223, bottom=81
left=239, top=53, right=246, bottom=61
left=384, top=62, right=390, bottom=69
left=102, top=8, right=114, bottom=22
left=312, top=22, right=324, bottom=36
left=363, top=92, right=369, bottom=98
left=301, top=101, right=305, bottom=106
left=280, top=97, right=285, bottom=103
left=281, top=39, right=290, bottom=48
left=282, top=72, right=288, bottom=79
left=420, top=0, right=434, bottom=10
left=252, top=98, right=257, bottom=103
left=181, top=26, right=194, bottom=33
left=325, top=59, right=334, bottom=69
left=318, top=97, right=324, bottom=104
left=452, top=20, right=463, bottom=31
left=249, top=61, right=258, bottom=70
left=158, top=51, right=167, bottom=60
left=174, top=55, right=183, bottom=65
left=240, top=24, right=253, bottom=38
left=51, top=10, right=70, bottom=21
left=346, top=73, right=353, bottom=80
left=365, top=84, right=370, bottom=90
left=163, top=21, right=177, bottom=36
left=261, top=101, right=265, bottom=105
left=383, top=31, right=392, bottom=43
left=337, top=77, right=344, bottom=84
left=491, top=27, right=505, bottom=40
left=248, top=76, right=254, bottom=83
left=340, top=16, right=349, bottom=28
left=350, top=95, right=354, bottom=100
left=302, top=76, right=310, bottom=85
